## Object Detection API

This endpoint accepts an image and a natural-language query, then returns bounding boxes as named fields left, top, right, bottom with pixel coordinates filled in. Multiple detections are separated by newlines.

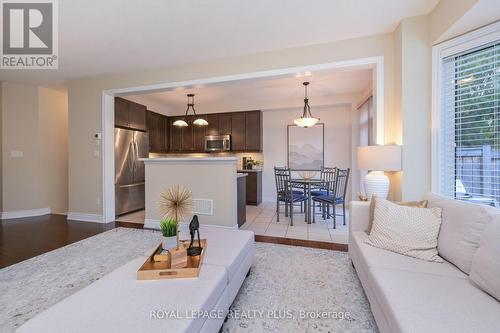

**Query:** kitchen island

left=140, top=157, right=241, bottom=229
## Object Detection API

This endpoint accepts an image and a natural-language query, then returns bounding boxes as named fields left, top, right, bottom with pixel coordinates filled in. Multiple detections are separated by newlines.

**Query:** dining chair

left=311, top=167, right=337, bottom=196
left=274, top=167, right=308, bottom=226
left=312, top=168, right=350, bottom=228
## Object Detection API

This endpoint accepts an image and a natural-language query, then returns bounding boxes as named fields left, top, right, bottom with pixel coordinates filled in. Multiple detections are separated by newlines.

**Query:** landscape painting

left=287, top=124, right=324, bottom=170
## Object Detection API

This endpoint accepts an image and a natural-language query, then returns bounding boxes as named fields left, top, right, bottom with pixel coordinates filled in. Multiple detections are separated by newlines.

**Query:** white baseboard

left=0, top=207, right=51, bottom=219
left=144, top=218, right=238, bottom=230
left=67, top=212, right=105, bottom=223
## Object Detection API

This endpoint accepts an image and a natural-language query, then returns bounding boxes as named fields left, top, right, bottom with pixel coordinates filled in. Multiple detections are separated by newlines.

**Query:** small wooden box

left=137, top=239, right=206, bottom=280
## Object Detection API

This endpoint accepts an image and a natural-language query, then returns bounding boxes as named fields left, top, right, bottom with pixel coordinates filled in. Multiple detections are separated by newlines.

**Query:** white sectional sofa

left=349, top=193, right=500, bottom=333
left=18, top=227, right=254, bottom=333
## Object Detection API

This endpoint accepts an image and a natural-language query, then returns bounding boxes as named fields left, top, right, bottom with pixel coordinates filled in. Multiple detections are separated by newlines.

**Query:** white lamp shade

left=193, top=118, right=208, bottom=126
left=294, top=117, right=319, bottom=128
left=357, top=145, right=402, bottom=171
left=172, top=119, right=188, bottom=127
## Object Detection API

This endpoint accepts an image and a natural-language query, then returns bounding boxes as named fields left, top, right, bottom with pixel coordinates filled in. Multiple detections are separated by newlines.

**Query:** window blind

left=440, top=41, right=500, bottom=207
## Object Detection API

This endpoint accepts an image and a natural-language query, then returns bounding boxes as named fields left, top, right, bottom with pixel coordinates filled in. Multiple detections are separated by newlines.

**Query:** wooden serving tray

left=137, top=239, right=206, bottom=280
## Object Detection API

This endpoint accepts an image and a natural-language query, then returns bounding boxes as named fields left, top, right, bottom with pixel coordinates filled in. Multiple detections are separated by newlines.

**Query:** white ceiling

left=0, top=0, right=438, bottom=86
left=126, top=68, right=373, bottom=115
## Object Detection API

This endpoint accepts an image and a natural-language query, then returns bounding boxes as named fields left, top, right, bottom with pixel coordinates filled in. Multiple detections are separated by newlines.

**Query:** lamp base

left=364, top=171, right=389, bottom=199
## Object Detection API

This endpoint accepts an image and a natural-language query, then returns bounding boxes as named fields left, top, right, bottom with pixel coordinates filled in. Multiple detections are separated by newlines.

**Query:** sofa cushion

left=424, top=193, right=492, bottom=274
left=369, top=266, right=500, bottom=333
left=470, top=214, right=500, bottom=302
left=366, top=198, right=443, bottom=262
left=352, top=231, right=466, bottom=279
left=179, top=226, right=254, bottom=283
left=17, top=257, right=228, bottom=333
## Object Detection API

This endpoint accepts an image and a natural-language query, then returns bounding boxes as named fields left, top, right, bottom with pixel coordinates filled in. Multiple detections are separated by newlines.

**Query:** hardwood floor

left=0, top=214, right=115, bottom=268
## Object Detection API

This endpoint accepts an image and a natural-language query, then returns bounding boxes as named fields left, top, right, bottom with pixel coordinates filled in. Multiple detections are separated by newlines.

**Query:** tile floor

left=241, top=202, right=349, bottom=244
left=115, top=210, right=146, bottom=224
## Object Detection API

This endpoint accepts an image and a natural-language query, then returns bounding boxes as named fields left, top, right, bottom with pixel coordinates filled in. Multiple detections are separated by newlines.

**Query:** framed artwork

left=287, top=123, right=324, bottom=170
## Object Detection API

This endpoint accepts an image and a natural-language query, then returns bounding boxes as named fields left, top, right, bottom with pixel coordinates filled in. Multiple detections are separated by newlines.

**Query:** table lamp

left=357, top=145, right=402, bottom=199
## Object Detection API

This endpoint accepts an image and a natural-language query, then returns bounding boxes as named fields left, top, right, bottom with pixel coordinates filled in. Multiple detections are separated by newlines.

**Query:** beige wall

left=0, top=82, right=68, bottom=214
left=39, top=87, right=69, bottom=214
left=261, top=105, right=354, bottom=202
left=144, top=159, right=237, bottom=228
left=68, top=32, right=395, bottom=216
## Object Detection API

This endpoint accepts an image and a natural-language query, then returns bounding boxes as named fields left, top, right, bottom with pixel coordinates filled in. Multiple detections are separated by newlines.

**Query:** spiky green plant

left=159, top=218, right=178, bottom=238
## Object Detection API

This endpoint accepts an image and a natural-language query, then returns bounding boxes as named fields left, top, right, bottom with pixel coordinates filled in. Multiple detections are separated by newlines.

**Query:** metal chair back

left=274, top=167, right=291, bottom=201
left=332, top=168, right=350, bottom=202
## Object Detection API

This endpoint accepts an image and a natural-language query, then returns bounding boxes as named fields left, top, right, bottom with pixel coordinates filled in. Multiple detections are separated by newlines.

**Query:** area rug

left=0, top=228, right=377, bottom=332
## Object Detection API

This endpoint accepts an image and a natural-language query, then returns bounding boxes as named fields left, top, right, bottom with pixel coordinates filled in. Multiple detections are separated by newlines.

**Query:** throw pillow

left=469, top=214, right=500, bottom=302
left=366, top=195, right=428, bottom=234
left=366, top=197, right=443, bottom=262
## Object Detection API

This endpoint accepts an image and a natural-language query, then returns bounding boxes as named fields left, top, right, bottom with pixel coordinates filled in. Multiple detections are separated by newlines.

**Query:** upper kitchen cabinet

left=193, top=123, right=206, bottom=151
left=146, top=111, right=168, bottom=153
left=205, top=114, right=219, bottom=136
left=231, top=112, right=246, bottom=151
left=218, top=113, right=232, bottom=135
left=169, top=117, right=183, bottom=151
left=181, top=116, right=195, bottom=151
left=245, top=111, right=262, bottom=151
left=114, top=97, right=146, bottom=131
left=114, top=97, right=129, bottom=128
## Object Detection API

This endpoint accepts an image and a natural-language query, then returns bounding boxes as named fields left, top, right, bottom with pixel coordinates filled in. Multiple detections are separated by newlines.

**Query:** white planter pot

left=162, top=236, right=177, bottom=250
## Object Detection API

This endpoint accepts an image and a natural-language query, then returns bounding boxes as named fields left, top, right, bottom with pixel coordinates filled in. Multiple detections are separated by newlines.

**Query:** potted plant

left=158, top=184, right=194, bottom=250
left=159, top=218, right=178, bottom=250
left=247, top=160, right=263, bottom=170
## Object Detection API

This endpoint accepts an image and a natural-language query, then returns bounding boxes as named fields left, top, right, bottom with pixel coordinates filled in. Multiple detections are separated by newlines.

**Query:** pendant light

left=173, top=94, right=208, bottom=127
left=294, top=82, right=319, bottom=128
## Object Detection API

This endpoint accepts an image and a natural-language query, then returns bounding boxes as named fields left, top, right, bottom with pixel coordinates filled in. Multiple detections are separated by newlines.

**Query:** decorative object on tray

left=158, top=184, right=194, bottom=250
left=159, top=218, right=178, bottom=250
left=138, top=239, right=207, bottom=280
left=298, top=170, right=317, bottom=180
left=187, top=215, right=203, bottom=257
left=154, top=184, right=194, bottom=272
left=246, top=159, right=263, bottom=170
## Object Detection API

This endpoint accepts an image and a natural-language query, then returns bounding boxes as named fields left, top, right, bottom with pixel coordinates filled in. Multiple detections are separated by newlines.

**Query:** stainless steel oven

left=205, top=135, right=231, bottom=152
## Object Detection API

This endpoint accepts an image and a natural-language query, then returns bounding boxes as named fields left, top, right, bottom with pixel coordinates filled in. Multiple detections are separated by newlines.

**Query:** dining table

left=290, top=178, right=326, bottom=224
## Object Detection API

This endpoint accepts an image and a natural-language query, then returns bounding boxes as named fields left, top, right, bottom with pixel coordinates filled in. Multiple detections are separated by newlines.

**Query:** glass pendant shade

left=193, top=118, right=209, bottom=126
left=294, top=82, right=319, bottom=128
left=173, top=119, right=188, bottom=127
left=294, top=117, right=319, bottom=128
left=174, top=94, right=208, bottom=127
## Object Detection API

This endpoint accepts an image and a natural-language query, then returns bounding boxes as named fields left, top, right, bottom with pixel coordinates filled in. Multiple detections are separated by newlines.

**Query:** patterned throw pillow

left=366, top=195, right=428, bottom=234
left=366, top=198, right=443, bottom=262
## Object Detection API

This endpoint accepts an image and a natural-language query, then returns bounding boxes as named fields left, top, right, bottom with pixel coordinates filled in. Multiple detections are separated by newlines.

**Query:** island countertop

left=140, top=157, right=238, bottom=163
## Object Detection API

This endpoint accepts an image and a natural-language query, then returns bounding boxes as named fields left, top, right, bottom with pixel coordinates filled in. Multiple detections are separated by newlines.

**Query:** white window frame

left=431, top=21, right=500, bottom=195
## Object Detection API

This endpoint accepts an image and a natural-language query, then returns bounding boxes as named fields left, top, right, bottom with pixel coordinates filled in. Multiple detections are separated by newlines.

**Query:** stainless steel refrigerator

left=115, top=128, right=149, bottom=216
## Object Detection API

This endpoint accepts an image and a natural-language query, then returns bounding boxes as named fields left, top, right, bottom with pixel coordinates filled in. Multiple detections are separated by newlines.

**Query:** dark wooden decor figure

left=187, top=215, right=203, bottom=256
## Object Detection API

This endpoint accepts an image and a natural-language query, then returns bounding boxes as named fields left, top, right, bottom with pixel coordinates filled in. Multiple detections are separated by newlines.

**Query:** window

left=437, top=34, right=499, bottom=207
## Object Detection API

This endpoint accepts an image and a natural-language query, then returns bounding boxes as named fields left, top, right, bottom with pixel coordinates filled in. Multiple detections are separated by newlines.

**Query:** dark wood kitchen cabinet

left=205, top=114, right=219, bottom=136
left=181, top=116, right=195, bottom=151
left=193, top=122, right=206, bottom=151
left=231, top=112, right=246, bottom=151
left=169, top=117, right=183, bottom=151
left=218, top=113, right=232, bottom=135
left=245, top=111, right=262, bottom=151
left=245, top=171, right=262, bottom=205
left=114, top=97, right=146, bottom=131
left=146, top=111, right=169, bottom=153
left=165, top=110, right=262, bottom=153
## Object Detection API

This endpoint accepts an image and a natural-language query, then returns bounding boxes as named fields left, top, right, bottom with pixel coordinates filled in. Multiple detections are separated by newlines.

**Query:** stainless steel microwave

left=205, top=135, right=231, bottom=152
